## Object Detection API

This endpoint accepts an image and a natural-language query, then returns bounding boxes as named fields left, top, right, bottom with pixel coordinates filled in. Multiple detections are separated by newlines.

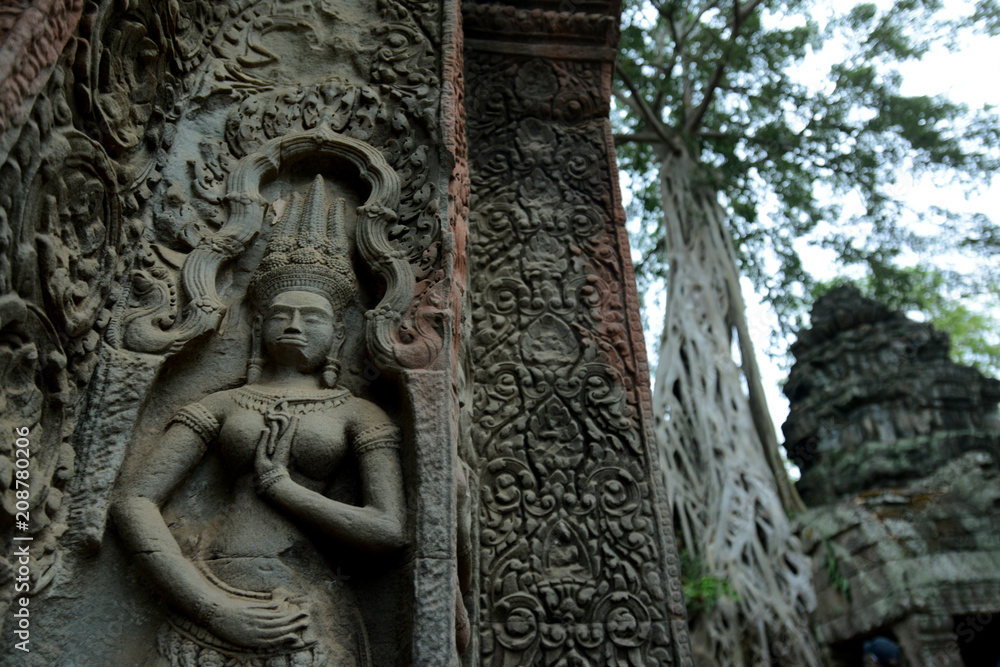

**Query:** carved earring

left=322, top=327, right=346, bottom=388
left=247, top=318, right=263, bottom=384
left=322, top=357, right=341, bottom=388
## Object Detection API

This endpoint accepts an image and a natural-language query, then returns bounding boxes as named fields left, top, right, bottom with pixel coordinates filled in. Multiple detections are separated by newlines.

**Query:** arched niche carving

left=111, top=139, right=414, bottom=666
left=123, top=128, right=417, bottom=375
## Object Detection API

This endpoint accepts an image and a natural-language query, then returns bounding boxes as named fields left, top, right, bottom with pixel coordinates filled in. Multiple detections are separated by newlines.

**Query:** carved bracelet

left=255, top=468, right=290, bottom=495
left=193, top=598, right=219, bottom=626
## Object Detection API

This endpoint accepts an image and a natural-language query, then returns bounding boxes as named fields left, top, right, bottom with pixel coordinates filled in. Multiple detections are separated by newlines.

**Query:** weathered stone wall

left=798, top=452, right=1000, bottom=667
left=784, top=285, right=1000, bottom=505
left=787, top=287, right=1000, bottom=667
left=463, top=3, right=691, bottom=665
left=1, top=0, right=463, bottom=663
left=0, top=0, right=690, bottom=664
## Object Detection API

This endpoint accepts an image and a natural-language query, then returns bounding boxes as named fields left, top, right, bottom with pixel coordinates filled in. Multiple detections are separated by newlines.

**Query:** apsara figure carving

left=113, top=176, right=406, bottom=667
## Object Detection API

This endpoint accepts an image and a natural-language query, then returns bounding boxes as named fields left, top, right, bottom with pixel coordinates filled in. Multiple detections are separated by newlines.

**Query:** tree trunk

left=653, top=149, right=820, bottom=665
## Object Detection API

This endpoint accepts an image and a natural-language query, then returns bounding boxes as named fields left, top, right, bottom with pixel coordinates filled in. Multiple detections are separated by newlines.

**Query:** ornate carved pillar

left=463, top=2, right=692, bottom=664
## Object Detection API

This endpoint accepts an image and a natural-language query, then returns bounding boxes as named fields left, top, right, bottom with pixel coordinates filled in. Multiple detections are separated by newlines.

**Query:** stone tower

left=785, top=286, right=1000, bottom=667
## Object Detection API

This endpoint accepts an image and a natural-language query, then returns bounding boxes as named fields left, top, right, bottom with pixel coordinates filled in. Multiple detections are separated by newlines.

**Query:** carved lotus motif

left=522, top=315, right=579, bottom=367
left=514, top=59, right=558, bottom=102
left=556, top=139, right=603, bottom=190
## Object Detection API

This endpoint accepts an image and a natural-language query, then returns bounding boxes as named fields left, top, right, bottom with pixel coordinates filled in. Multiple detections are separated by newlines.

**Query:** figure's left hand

left=255, top=405, right=298, bottom=495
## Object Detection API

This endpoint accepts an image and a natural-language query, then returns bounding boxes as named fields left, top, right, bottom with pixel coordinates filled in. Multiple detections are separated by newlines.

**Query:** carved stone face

left=261, top=290, right=339, bottom=372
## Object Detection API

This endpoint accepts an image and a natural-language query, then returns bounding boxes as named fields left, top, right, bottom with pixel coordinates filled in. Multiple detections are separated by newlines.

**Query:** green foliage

left=679, top=549, right=739, bottom=615
left=615, top=0, right=1000, bottom=337
left=814, top=266, right=1000, bottom=377
left=823, top=540, right=851, bottom=601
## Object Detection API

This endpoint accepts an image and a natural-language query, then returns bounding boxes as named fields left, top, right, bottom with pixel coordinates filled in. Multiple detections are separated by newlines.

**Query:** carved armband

left=168, top=403, right=220, bottom=445
left=354, top=423, right=401, bottom=457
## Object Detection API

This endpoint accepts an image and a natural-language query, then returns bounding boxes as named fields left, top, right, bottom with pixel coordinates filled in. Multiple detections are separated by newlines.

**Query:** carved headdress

left=248, top=175, right=358, bottom=311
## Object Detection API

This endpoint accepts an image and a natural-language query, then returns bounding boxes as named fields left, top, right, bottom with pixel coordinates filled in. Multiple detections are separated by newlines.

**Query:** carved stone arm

left=262, top=446, right=407, bottom=554
left=113, top=420, right=312, bottom=649
left=111, top=422, right=222, bottom=615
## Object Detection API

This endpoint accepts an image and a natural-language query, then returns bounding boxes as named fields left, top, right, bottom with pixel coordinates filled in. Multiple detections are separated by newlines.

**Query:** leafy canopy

left=615, top=0, right=1000, bottom=340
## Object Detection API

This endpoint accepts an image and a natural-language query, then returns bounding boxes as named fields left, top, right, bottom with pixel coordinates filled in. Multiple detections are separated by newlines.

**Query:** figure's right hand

left=205, top=593, right=310, bottom=650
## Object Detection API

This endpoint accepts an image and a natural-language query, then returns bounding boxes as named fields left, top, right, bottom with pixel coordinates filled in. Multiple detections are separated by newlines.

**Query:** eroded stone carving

left=784, top=285, right=1000, bottom=504
left=113, top=175, right=406, bottom=665
left=787, top=287, right=1000, bottom=666
left=4, top=0, right=459, bottom=660
left=0, top=0, right=83, bottom=160
left=0, top=64, right=131, bottom=619
left=0, top=1, right=688, bottom=663
left=465, top=37, right=690, bottom=667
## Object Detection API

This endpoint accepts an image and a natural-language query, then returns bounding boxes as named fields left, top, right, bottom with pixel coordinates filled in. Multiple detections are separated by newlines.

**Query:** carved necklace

left=233, top=384, right=353, bottom=415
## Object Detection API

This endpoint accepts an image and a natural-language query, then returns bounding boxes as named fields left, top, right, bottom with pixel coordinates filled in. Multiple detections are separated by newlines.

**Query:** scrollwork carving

left=468, top=44, right=685, bottom=666
left=0, top=0, right=83, bottom=153
left=0, top=76, right=126, bottom=619
left=28, top=132, right=122, bottom=343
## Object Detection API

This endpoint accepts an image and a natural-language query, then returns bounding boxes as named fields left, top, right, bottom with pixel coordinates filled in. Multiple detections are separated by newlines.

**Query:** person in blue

left=863, top=636, right=902, bottom=666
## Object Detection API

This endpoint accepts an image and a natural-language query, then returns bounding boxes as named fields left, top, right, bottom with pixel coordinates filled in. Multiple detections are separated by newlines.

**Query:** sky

left=749, top=2, right=1000, bottom=452
left=623, top=0, right=1000, bottom=473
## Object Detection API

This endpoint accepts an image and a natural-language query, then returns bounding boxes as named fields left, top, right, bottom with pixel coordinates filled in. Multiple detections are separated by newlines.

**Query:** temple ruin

left=785, top=286, right=1000, bottom=667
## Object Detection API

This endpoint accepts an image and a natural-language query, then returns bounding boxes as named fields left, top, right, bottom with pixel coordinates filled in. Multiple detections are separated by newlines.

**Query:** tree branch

left=684, top=58, right=728, bottom=134
left=615, top=61, right=685, bottom=154
left=736, top=0, right=765, bottom=23
left=684, top=0, right=762, bottom=134
left=615, top=132, right=674, bottom=145
left=697, top=130, right=752, bottom=142
left=681, top=0, right=721, bottom=42
left=612, top=86, right=645, bottom=117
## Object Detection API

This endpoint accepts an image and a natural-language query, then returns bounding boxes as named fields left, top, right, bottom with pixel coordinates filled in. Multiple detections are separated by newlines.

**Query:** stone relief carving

left=0, top=55, right=132, bottom=615
left=461, top=4, right=618, bottom=50
left=92, top=0, right=449, bottom=369
left=0, top=0, right=83, bottom=159
left=466, top=50, right=686, bottom=666
left=0, top=0, right=690, bottom=663
left=3, top=0, right=458, bottom=661
left=119, top=129, right=404, bottom=356
left=112, top=174, right=406, bottom=666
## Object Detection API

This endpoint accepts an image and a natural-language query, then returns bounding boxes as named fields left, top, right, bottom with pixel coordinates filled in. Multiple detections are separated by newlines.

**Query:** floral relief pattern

left=80, top=0, right=450, bottom=367
left=467, top=52, right=682, bottom=666
left=0, top=65, right=135, bottom=621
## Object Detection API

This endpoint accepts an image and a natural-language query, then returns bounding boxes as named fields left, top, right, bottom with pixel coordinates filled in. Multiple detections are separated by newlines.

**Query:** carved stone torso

left=216, top=385, right=355, bottom=478
left=157, top=385, right=392, bottom=667
left=195, top=385, right=385, bottom=562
